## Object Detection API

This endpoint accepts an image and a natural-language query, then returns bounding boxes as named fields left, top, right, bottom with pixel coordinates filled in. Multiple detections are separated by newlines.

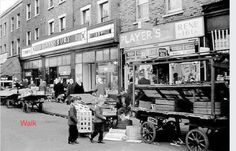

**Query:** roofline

left=0, top=0, right=22, bottom=18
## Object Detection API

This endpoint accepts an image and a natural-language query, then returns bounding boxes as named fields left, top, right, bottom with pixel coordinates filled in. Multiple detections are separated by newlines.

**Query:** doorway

left=83, top=63, right=96, bottom=91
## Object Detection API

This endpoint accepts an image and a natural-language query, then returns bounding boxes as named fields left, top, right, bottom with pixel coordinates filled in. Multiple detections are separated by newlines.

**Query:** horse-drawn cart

left=130, top=51, right=229, bottom=151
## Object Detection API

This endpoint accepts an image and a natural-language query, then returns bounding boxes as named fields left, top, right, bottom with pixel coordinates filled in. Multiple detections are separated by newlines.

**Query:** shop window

left=83, top=51, right=95, bottom=63
left=136, top=0, right=149, bottom=21
left=75, top=53, right=82, bottom=64
left=75, top=64, right=83, bottom=83
left=103, top=48, right=110, bottom=60
left=80, top=5, right=91, bottom=25
left=49, top=57, right=57, bottom=67
left=96, top=50, right=103, bottom=62
left=96, top=62, right=118, bottom=94
left=110, top=47, right=118, bottom=60
left=166, top=0, right=183, bottom=14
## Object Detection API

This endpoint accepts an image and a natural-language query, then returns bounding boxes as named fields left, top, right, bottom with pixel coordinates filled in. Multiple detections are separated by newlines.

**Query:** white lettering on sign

left=175, top=17, right=204, bottom=39
left=120, top=28, right=161, bottom=47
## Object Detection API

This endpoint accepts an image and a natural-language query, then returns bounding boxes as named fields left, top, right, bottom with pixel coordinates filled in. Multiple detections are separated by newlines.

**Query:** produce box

left=75, top=104, right=92, bottom=133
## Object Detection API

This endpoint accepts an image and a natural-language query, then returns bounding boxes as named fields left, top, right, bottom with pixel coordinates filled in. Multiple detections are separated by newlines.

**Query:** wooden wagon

left=130, top=51, right=229, bottom=151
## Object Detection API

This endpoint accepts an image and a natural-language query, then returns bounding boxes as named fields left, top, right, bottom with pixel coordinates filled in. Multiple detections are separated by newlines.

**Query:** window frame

left=165, top=0, right=183, bottom=15
left=17, top=38, right=20, bottom=54
left=11, top=17, right=14, bottom=32
left=26, top=4, right=31, bottom=20
left=26, top=31, right=31, bottom=46
left=35, top=28, right=39, bottom=40
left=58, top=14, right=66, bottom=32
left=97, top=0, right=110, bottom=23
left=3, top=22, right=7, bottom=36
left=16, top=13, right=20, bottom=28
left=80, top=5, right=91, bottom=25
left=48, top=19, right=55, bottom=35
left=48, top=0, right=54, bottom=10
left=35, top=0, right=40, bottom=16
left=58, top=0, right=66, bottom=5
left=11, top=41, right=14, bottom=56
left=136, top=0, right=149, bottom=22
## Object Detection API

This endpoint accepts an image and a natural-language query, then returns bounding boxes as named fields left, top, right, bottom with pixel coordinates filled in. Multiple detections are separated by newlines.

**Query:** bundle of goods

left=71, top=94, right=97, bottom=105
left=74, top=103, right=92, bottom=133
left=18, top=88, right=33, bottom=98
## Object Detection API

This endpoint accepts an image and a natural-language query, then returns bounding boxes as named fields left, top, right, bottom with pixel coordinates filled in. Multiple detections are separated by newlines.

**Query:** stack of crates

left=75, top=104, right=92, bottom=133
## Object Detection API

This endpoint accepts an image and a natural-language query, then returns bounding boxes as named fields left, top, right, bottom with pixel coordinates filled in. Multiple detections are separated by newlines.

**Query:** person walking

left=89, top=98, right=106, bottom=143
left=68, top=97, right=80, bottom=144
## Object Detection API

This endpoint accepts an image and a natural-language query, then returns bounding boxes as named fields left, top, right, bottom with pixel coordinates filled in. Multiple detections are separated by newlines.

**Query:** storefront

left=120, top=17, right=209, bottom=90
left=21, top=19, right=120, bottom=93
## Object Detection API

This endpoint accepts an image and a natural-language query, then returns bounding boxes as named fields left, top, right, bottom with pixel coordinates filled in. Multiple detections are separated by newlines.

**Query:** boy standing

left=68, top=97, right=80, bottom=144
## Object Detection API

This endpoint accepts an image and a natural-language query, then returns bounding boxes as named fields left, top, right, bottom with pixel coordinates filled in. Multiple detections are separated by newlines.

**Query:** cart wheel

left=141, top=122, right=156, bottom=144
left=185, top=128, right=209, bottom=151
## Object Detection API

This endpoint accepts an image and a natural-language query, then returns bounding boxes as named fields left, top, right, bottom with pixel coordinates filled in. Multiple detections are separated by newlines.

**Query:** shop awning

left=0, top=56, right=22, bottom=80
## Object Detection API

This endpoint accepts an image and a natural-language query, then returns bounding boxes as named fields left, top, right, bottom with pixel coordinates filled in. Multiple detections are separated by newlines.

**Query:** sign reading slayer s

left=120, top=23, right=175, bottom=48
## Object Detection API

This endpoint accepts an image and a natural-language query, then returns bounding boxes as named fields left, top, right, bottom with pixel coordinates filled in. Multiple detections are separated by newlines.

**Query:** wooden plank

left=193, top=108, right=221, bottom=115
left=159, top=90, right=179, bottom=95
left=143, top=90, right=162, bottom=98
left=194, top=102, right=221, bottom=109
left=155, top=99, right=175, bottom=105
left=152, top=104, right=175, bottom=111
left=139, top=100, right=152, bottom=109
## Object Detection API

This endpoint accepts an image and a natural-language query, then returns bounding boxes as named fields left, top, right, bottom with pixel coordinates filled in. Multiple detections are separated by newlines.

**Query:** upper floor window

left=11, top=17, right=14, bottom=32
left=11, top=41, right=14, bottom=56
left=80, top=5, right=91, bottom=25
left=3, top=44, right=6, bottom=53
left=17, top=38, right=20, bottom=54
left=98, top=0, right=109, bottom=23
left=136, top=0, right=149, bottom=21
left=59, top=15, right=66, bottom=32
left=59, top=0, right=66, bottom=5
left=3, top=22, right=7, bottom=36
left=26, top=31, right=31, bottom=46
left=35, top=28, right=39, bottom=40
left=0, top=25, right=2, bottom=38
left=35, top=0, right=40, bottom=16
left=26, top=4, right=31, bottom=20
left=48, top=19, right=54, bottom=35
left=166, top=0, right=182, bottom=14
left=17, top=13, right=20, bottom=28
left=48, top=0, right=54, bottom=9
left=0, top=46, right=2, bottom=54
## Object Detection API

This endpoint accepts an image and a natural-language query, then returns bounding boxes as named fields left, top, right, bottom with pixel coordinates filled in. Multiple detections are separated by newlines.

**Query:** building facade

left=119, top=0, right=229, bottom=90
left=19, top=0, right=121, bottom=94
left=0, top=0, right=23, bottom=81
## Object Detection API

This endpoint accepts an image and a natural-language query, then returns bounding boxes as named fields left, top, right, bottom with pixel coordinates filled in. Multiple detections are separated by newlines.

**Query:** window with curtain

left=166, top=0, right=182, bottom=13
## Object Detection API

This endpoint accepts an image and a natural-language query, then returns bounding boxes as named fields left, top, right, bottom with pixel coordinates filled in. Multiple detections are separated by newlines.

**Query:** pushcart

left=130, top=51, right=229, bottom=151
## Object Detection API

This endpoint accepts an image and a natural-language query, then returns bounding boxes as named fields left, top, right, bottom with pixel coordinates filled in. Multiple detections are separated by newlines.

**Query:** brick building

left=18, top=0, right=121, bottom=94
left=119, top=0, right=229, bottom=90
left=0, top=0, right=22, bottom=81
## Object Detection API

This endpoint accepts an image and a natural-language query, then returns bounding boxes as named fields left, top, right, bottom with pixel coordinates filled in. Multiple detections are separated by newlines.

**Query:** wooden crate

left=193, top=102, right=222, bottom=115
left=151, top=104, right=175, bottom=111
left=139, top=100, right=152, bottom=109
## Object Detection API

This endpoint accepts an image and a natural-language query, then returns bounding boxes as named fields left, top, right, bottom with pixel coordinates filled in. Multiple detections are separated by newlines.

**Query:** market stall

left=130, top=51, right=229, bottom=151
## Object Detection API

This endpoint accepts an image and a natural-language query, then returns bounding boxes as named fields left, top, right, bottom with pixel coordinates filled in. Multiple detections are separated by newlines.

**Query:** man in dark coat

left=74, top=79, right=84, bottom=94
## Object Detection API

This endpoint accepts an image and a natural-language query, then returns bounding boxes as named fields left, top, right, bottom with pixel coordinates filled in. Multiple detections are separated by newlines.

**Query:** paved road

left=1, top=106, right=187, bottom=151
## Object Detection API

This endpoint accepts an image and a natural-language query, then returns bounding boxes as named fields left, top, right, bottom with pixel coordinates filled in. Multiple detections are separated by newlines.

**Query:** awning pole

left=132, top=64, right=135, bottom=107
left=210, top=59, right=215, bottom=116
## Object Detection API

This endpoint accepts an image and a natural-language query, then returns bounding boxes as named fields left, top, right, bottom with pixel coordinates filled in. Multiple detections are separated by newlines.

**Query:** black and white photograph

left=0, top=0, right=232, bottom=150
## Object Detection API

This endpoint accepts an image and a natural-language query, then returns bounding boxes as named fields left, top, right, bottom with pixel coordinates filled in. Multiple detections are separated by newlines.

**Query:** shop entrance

left=152, top=64, right=169, bottom=84
left=47, top=67, right=57, bottom=84
left=83, top=63, right=96, bottom=91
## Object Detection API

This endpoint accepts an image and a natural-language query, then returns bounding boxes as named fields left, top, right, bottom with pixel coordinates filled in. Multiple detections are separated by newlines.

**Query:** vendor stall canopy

left=0, top=57, right=22, bottom=80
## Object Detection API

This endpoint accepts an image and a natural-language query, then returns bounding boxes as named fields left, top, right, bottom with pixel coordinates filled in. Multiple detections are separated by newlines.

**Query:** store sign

left=158, top=47, right=169, bottom=58
left=25, top=72, right=32, bottom=77
left=88, top=24, right=114, bottom=43
left=0, top=53, right=8, bottom=64
left=22, top=28, right=87, bottom=57
left=120, top=23, right=175, bottom=48
left=175, top=17, right=204, bottom=39
left=169, top=40, right=196, bottom=56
